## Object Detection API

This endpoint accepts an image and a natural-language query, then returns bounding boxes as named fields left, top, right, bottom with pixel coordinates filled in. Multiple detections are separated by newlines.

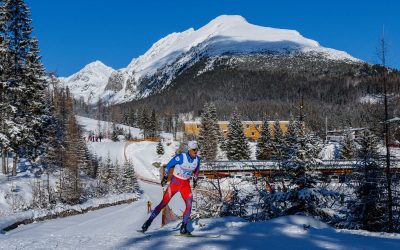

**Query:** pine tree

left=1, top=0, right=50, bottom=175
left=271, top=120, right=284, bottom=160
left=340, top=132, right=356, bottom=159
left=226, top=112, right=250, bottom=160
left=121, top=159, right=139, bottom=193
left=0, top=3, right=9, bottom=174
left=148, top=109, right=158, bottom=138
left=111, top=122, right=119, bottom=141
left=156, top=141, right=164, bottom=155
left=98, top=152, right=117, bottom=194
left=139, top=108, right=149, bottom=138
left=346, top=129, right=385, bottom=231
left=273, top=125, right=334, bottom=217
left=198, top=103, right=220, bottom=161
left=256, top=116, right=273, bottom=160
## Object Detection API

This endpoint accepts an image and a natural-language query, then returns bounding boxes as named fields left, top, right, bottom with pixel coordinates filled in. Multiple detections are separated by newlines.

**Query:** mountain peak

left=207, top=15, right=248, bottom=26
left=82, top=60, right=113, bottom=72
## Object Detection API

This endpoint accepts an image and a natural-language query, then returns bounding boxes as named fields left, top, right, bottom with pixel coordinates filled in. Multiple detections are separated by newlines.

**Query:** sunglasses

left=191, top=148, right=198, bottom=152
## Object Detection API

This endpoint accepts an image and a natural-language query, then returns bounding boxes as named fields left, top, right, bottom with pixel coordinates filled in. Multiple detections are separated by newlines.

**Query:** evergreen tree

left=198, top=103, right=220, bottom=161
left=271, top=119, right=285, bottom=160
left=98, top=152, right=117, bottom=194
left=256, top=116, right=273, bottom=160
left=121, top=159, right=139, bottom=193
left=156, top=141, right=164, bottom=155
left=129, top=109, right=138, bottom=127
left=139, top=108, right=149, bottom=138
left=346, top=129, right=385, bottom=231
left=148, top=109, right=158, bottom=138
left=111, top=122, right=119, bottom=141
left=340, top=132, right=356, bottom=159
left=0, top=2, right=9, bottom=174
left=226, top=112, right=250, bottom=160
left=1, top=0, right=50, bottom=175
left=272, top=125, right=334, bottom=217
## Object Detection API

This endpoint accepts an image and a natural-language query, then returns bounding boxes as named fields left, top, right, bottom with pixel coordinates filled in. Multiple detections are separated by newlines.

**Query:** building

left=325, top=128, right=364, bottom=143
left=184, top=121, right=290, bottom=141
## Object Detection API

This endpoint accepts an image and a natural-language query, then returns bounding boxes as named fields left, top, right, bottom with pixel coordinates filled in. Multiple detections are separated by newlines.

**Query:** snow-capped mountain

left=59, top=60, right=115, bottom=105
left=61, top=15, right=361, bottom=105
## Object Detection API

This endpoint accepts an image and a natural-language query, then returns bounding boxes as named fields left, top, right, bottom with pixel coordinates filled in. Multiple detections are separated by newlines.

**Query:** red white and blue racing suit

left=149, top=152, right=200, bottom=223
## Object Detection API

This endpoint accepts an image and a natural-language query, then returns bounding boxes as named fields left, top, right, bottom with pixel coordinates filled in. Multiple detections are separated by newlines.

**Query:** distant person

left=98, top=133, right=103, bottom=142
left=147, top=201, right=152, bottom=213
left=141, top=141, right=201, bottom=235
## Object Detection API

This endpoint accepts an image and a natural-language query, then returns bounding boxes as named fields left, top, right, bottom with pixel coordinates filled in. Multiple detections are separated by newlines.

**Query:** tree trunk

left=12, top=154, right=18, bottom=176
left=2, top=148, right=6, bottom=175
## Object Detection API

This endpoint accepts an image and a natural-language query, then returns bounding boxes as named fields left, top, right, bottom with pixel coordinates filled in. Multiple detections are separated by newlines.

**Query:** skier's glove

left=161, top=177, right=167, bottom=187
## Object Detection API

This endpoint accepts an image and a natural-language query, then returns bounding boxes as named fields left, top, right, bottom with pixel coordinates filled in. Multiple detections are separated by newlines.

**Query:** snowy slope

left=59, top=61, right=115, bottom=105
left=61, top=15, right=360, bottom=105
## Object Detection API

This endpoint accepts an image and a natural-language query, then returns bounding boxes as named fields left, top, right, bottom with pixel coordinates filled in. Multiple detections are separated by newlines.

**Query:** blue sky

left=25, top=0, right=399, bottom=76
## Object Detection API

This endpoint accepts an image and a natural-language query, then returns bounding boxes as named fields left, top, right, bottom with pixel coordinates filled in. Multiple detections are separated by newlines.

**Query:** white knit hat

left=188, top=140, right=198, bottom=150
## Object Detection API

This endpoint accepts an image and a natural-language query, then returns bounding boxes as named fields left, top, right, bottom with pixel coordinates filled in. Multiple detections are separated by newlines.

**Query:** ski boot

left=180, top=222, right=191, bottom=235
left=141, top=218, right=153, bottom=233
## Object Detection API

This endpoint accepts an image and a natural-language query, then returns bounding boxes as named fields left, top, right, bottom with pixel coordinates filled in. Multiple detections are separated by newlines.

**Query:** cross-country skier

left=141, top=140, right=200, bottom=235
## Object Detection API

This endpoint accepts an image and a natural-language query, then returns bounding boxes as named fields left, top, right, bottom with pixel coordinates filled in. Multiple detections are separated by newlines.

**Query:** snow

left=59, top=61, right=115, bottom=105
left=60, top=15, right=361, bottom=106
left=2, top=116, right=400, bottom=249
left=126, top=15, right=358, bottom=82
left=2, top=194, right=400, bottom=249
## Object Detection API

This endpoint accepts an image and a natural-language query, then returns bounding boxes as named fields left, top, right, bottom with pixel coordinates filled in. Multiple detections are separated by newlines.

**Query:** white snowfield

left=1, top=116, right=400, bottom=249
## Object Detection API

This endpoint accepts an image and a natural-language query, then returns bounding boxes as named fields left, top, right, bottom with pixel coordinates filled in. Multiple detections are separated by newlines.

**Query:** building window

left=197, top=125, right=200, bottom=128
left=256, top=125, right=260, bottom=128
left=251, top=132, right=255, bottom=136
left=246, top=124, right=250, bottom=128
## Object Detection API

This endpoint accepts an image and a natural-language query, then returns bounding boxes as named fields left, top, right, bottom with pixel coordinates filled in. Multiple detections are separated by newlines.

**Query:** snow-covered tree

left=271, top=120, right=285, bottom=160
left=0, top=0, right=50, bottom=175
left=148, top=109, right=159, bottom=138
left=111, top=122, right=119, bottom=141
left=97, top=152, right=119, bottom=195
left=121, top=159, right=139, bottom=193
left=225, top=112, right=250, bottom=160
left=198, top=103, right=220, bottom=161
left=340, top=132, right=356, bottom=159
left=345, top=129, right=385, bottom=231
left=270, top=125, right=335, bottom=218
left=256, top=116, right=273, bottom=160
left=139, top=108, right=149, bottom=138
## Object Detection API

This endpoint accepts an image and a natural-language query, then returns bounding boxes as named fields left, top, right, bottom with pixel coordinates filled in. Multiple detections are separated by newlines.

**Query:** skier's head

left=187, top=140, right=198, bottom=157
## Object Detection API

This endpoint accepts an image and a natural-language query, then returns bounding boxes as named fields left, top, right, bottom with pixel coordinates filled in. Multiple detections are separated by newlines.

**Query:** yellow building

left=184, top=121, right=289, bottom=141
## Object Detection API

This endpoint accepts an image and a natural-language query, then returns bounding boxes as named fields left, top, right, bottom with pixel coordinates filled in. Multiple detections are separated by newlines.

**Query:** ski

left=136, top=230, right=152, bottom=240
left=173, top=233, right=221, bottom=238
